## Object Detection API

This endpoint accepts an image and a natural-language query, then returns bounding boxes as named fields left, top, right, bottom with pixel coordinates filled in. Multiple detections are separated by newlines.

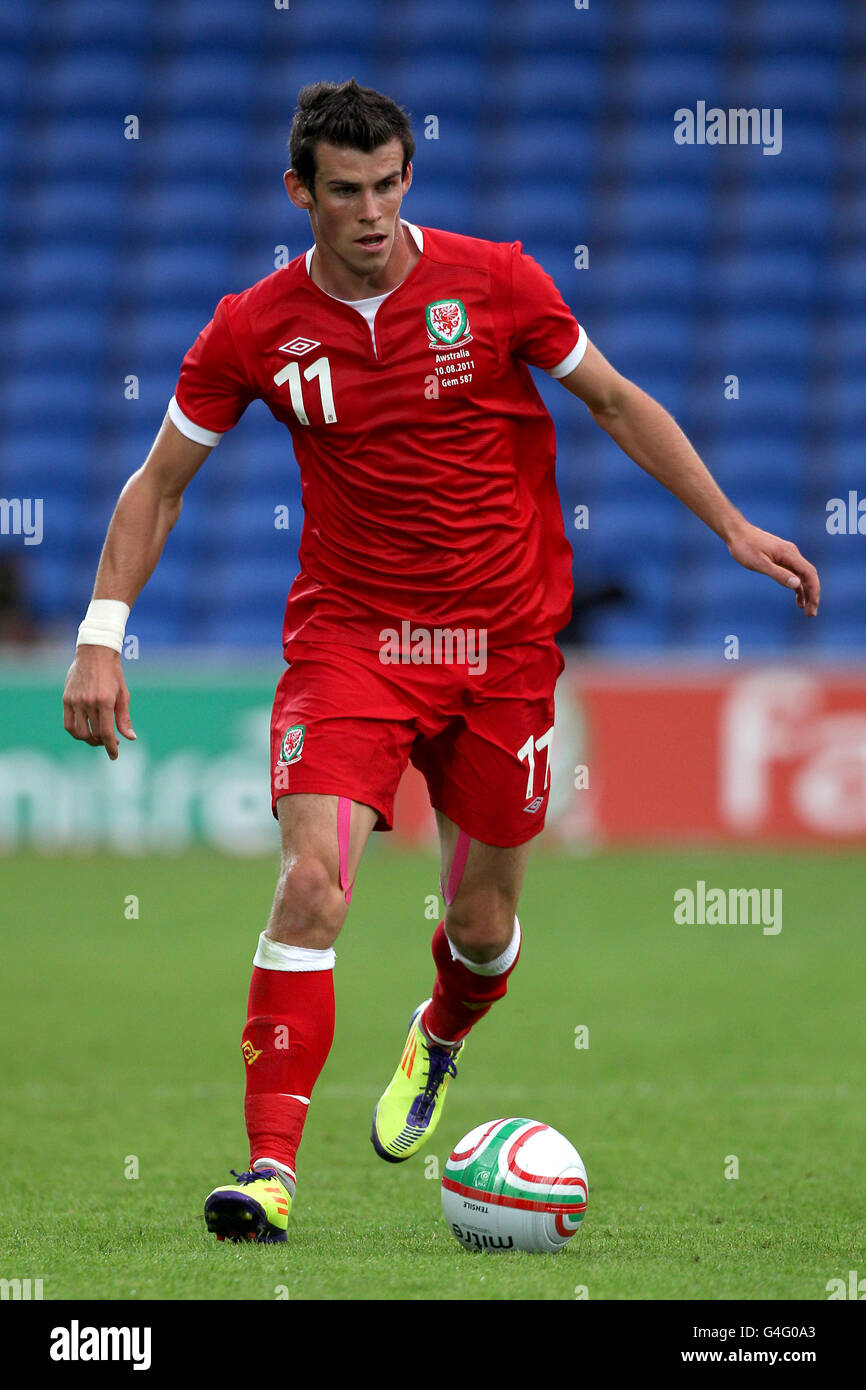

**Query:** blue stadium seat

left=807, top=614, right=866, bottom=655
left=197, top=555, right=290, bottom=632
left=480, top=183, right=589, bottom=245
left=698, top=382, right=809, bottom=439
left=133, top=246, right=235, bottom=305
left=140, top=117, right=251, bottom=181
left=708, top=438, right=804, bottom=497
left=584, top=607, right=672, bottom=650
left=0, top=2, right=45, bottom=48
left=276, top=0, right=379, bottom=51
left=158, top=54, right=260, bottom=116
left=379, top=0, right=492, bottom=48
left=729, top=185, right=832, bottom=248
left=505, top=55, right=603, bottom=119
left=586, top=495, right=687, bottom=564
left=710, top=313, right=812, bottom=372
left=822, top=560, right=866, bottom=613
left=56, top=0, right=155, bottom=48
left=0, top=431, right=91, bottom=492
left=622, top=54, right=724, bottom=115
left=219, top=496, right=302, bottom=549
left=597, top=310, right=694, bottom=373
left=117, top=611, right=187, bottom=648
left=827, top=254, right=866, bottom=309
left=38, top=116, right=132, bottom=179
left=116, top=307, right=216, bottom=370
left=613, top=183, right=715, bottom=245
left=748, top=119, right=838, bottom=180
left=681, top=615, right=792, bottom=655
left=824, top=440, right=866, bottom=495
left=499, top=0, right=610, bottom=54
left=253, top=57, right=343, bottom=127
left=676, top=553, right=799, bottom=622
left=42, top=51, right=146, bottom=113
left=727, top=497, right=801, bottom=539
left=737, top=57, right=842, bottom=117
left=232, top=438, right=301, bottom=494
left=0, top=3, right=862, bottom=656
left=826, top=380, right=866, bottom=435
left=633, top=0, right=731, bottom=48
left=594, top=249, right=701, bottom=309
left=23, top=551, right=68, bottom=615
left=235, top=186, right=303, bottom=250
left=197, top=613, right=284, bottom=649
left=375, top=57, right=487, bottom=121
left=9, top=308, right=106, bottom=368
left=24, top=180, right=126, bottom=238
left=401, top=178, right=476, bottom=238
left=158, top=0, right=273, bottom=51
left=476, top=119, right=599, bottom=182
left=611, top=122, right=717, bottom=184
left=740, top=2, right=846, bottom=52
left=832, top=314, right=866, bottom=370
left=136, top=182, right=242, bottom=238
left=713, top=250, right=821, bottom=309
left=0, top=52, right=26, bottom=117
left=16, top=244, right=116, bottom=304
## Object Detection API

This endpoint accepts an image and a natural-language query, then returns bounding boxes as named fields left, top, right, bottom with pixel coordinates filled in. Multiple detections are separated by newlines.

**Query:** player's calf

left=423, top=915, right=522, bottom=1046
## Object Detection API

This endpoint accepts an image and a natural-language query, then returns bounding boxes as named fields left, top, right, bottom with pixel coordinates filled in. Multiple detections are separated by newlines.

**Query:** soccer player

left=62, top=81, right=820, bottom=1243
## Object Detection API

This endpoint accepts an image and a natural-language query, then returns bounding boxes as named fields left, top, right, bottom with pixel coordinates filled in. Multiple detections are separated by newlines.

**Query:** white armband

left=76, top=599, right=130, bottom=654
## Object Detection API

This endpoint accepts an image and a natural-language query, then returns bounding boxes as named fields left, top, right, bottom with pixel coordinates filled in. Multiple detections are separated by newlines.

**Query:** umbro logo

left=278, top=336, right=321, bottom=356
left=523, top=796, right=544, bottom=814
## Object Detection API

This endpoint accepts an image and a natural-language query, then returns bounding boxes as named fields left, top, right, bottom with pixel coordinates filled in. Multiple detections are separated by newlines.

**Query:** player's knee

left=268, top=853, right=346, bottom=946
left=444, top=891, right=518, bottom=964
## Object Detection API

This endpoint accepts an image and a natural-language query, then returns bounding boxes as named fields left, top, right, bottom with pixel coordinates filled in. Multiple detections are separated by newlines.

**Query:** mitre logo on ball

left=425, top=298, right=473, bottom=348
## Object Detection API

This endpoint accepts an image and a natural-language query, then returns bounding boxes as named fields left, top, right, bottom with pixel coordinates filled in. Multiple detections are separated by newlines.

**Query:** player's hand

left=62, top=646, right=137, bottom=760
left=726, top=521, right=820, bottom=616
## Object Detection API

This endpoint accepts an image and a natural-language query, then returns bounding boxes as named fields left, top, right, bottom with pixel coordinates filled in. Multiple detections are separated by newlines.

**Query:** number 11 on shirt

left=273, top=356, right=338, bottom=425
left=517, top=726, right=554, bottom=800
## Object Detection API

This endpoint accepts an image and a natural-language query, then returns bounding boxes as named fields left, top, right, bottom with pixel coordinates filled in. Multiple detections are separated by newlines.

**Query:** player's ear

left=401, top=161, right=413, bottom=194
left=284, top=168, right=314, bottom=211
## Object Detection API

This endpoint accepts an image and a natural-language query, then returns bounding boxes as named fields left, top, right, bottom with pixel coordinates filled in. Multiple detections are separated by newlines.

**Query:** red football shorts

left=269, top=637, right=565, bottom=848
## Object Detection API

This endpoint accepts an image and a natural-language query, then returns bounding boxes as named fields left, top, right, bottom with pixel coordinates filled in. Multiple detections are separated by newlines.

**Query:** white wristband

left=76, top=599, right=130, bottom=654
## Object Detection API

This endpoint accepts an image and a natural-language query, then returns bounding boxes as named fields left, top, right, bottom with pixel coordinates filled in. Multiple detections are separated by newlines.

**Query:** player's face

left=287, top=139, right=412, bottom=279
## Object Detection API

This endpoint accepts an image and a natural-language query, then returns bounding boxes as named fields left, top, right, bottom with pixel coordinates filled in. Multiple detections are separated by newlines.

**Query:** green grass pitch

left=1, top=845, right=861, bottom=1301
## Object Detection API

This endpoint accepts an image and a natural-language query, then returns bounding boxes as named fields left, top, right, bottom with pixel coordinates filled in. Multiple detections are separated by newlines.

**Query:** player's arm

left=62, top=416, right=213, bottom=759
left=558, top=339, right=820, bottom=616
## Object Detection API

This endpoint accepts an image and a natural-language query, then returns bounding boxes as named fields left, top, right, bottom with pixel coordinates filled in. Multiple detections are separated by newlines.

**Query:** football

left=441, top=1117, right=588, bottom=1253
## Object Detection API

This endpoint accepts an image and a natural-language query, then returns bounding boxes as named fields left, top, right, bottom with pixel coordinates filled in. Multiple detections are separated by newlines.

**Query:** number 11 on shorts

left=517, top=725, right=554, bottom=800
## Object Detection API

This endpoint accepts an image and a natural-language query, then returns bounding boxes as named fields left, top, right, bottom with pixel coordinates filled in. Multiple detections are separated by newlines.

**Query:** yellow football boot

left=372, top=1000, right=463, bottom=1162
left=204, top=1166, right=293, bottom=1243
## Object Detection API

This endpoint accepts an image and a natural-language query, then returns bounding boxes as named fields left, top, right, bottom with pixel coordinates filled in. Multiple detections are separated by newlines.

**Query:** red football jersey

left=170, top=221, right=586, bottom=651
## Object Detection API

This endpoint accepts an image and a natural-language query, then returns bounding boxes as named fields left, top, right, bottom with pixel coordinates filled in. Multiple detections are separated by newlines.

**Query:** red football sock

left=423, top=919, right=521, bottom=1047
left=242, top=936, right=336, bottom=1182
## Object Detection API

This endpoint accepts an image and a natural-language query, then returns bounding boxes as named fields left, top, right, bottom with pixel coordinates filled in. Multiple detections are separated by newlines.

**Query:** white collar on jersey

left=304, top=220, right=424, bottom=287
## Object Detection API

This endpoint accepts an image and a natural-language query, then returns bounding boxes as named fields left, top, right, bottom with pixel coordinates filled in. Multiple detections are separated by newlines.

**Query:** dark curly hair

left=289, top=79, right=415, bottom=194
